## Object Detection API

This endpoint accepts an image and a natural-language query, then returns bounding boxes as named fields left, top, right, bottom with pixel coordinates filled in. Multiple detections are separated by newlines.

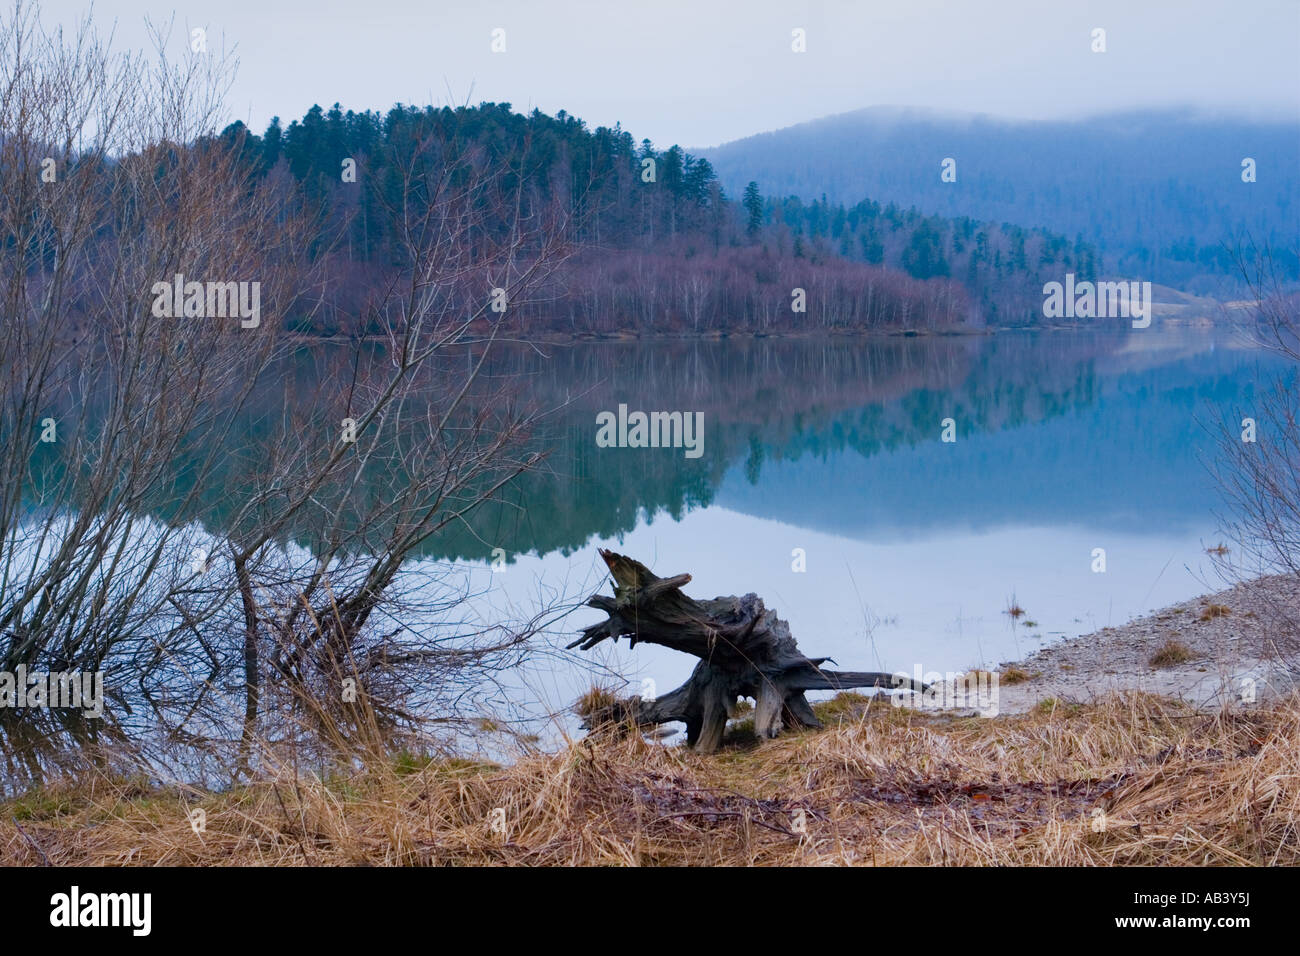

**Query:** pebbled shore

left=989, top=574, right=1300, bottom=714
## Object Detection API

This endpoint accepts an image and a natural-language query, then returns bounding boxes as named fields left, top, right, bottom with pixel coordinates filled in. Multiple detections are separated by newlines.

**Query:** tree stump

left=571, top=549, right=927, bottom=753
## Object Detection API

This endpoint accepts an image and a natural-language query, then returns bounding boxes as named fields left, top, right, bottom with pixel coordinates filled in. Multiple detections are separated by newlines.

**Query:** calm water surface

left=32, top=326, right=1285, bottom=741
left=451, top=327, right=1289, bottom=723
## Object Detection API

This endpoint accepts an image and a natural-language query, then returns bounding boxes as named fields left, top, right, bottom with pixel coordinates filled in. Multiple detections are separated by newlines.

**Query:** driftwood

left=571, top=549, right=927, bottom=753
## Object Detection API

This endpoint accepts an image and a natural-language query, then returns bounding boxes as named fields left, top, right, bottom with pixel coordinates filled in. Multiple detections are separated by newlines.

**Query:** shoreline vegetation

left=275, top=282, right=1247, bottom=344
left=286, top=310, right=1245, bottom=345
left=4, top=574, right=1296, bottom=867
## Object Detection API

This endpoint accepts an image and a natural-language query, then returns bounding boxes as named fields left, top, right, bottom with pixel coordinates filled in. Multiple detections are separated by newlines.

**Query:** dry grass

left=811, top=691, right=871, bottom=722
left=3, top=691, right=1297, bottom=866
left=1000, top=666, right=1037, bottom=685
left=573, top=686, right=620, bottom=719
left=1149, top=639, right=1196, bottom=668
left=1200, top=604, right=1231, bottom=622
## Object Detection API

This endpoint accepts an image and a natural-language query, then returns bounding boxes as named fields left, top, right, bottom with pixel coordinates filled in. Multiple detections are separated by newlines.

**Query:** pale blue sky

left=36, top=0, right=1300, bottom=147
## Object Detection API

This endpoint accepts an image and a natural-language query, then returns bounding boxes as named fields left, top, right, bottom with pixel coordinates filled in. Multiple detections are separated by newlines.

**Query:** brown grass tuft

left=573, top=686, right=620, bottom=719
left=1200, top=604, right=1231, bottom=622
left=1150, top=639, right=1196, bottom=668
left=812, top=691, right=872, bottom=722
left=1000, top=666, right=1037, bottom=685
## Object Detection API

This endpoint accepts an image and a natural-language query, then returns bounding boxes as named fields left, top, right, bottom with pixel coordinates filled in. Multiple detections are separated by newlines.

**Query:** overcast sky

left=39, top=0, right=1300, bottom=148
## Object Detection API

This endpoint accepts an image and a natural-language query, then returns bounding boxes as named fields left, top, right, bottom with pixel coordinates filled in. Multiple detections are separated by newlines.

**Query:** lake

left=12, top=324, right=1289, bottom=751
left=438, top=325, right=1290, bottom=732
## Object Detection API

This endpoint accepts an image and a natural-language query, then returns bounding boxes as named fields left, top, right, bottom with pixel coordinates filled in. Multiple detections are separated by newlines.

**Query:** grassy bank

left=4, top=691, right=1297, bottom=866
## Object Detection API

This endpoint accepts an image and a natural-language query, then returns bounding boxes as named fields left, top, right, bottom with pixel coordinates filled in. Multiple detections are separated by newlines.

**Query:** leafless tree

left=0, top=1, right=572, bottom=793
left=1210, top=240, right=1300, bottom=671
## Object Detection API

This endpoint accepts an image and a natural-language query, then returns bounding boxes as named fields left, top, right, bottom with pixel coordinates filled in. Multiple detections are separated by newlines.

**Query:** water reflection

left=15, top=327, right=1288, bottom=760
left=467, top=328, right=1288, bottom=717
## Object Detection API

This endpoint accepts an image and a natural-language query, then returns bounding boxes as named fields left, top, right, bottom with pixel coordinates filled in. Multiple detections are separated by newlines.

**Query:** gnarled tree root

left=571, top=549, right=927, bottom=753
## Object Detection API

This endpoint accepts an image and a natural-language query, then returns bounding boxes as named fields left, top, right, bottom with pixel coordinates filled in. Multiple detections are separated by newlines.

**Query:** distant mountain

left=699, top=107, right=1300, bottom=293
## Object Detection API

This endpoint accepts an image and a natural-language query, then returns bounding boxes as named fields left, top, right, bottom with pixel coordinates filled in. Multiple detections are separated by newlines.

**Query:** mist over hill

left=699, top=107, right=1300, bottom=293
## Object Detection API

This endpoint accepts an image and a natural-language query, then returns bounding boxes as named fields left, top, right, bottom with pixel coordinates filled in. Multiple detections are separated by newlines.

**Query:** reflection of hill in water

left=462, top=330, right=1267, bottom=559
left=37, top=330, right=1279, bottom=560
left=453, top=333, right=1106, bottom=558
left=716, top=334, right=1289, bottom=539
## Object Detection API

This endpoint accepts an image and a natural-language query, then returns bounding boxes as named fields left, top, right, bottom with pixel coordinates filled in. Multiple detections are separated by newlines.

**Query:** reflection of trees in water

left=31, top=332, right=1185, bottom=568
left=109, top=333, right=1120, bottom=560
left=462, top=334, right=1123, bottom=558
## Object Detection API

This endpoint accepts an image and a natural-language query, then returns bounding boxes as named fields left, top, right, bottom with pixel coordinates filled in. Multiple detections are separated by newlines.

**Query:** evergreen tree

left=902, top=221, right=950, bottom=279
left=860, top=229, right=884, bottom=264
left=261, top=117, right=284, bottom=170
left=742, top=181, right=763, bottom=236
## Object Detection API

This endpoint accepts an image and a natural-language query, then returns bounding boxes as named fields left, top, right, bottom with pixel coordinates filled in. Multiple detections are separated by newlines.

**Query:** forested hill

left=215, top=102, right=1100, bottom=333
left=699, top=106, right=1300, bottom=294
